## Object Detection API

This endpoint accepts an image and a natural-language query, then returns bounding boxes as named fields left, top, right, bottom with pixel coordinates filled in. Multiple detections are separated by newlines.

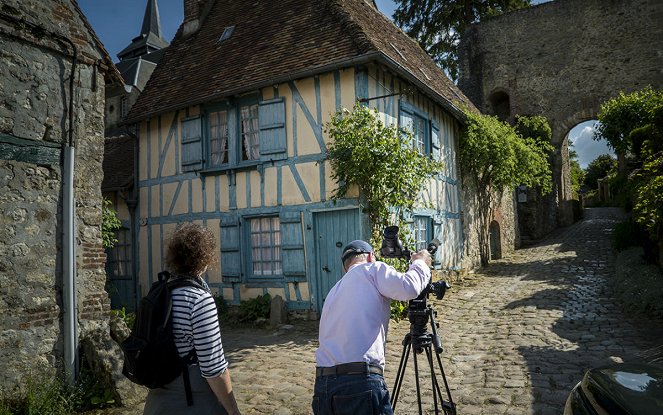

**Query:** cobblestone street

left=112, top=208, right=663, bottom=414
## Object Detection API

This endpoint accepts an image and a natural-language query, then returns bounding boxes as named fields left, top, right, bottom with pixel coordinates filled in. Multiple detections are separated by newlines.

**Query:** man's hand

left=410, top=249, right=432, bottom=267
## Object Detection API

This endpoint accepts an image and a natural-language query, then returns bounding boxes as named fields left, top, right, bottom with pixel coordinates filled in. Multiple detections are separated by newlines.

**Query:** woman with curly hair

left=143, top=223, right=241, bottom=415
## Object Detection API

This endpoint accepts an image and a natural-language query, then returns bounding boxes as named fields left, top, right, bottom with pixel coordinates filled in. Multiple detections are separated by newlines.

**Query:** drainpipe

left=57, top=35, right=79, bottom=386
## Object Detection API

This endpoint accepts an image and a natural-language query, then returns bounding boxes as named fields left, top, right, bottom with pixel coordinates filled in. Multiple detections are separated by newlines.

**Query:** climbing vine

left=102, top=198, right=121, bottom=248
left=325, top=103, right=443, bottom=246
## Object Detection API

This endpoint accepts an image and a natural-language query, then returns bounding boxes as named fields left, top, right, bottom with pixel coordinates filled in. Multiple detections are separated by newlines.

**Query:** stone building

left=458, top=0, right=663, bottom=241
left=0, top=0, right=127, bottom=393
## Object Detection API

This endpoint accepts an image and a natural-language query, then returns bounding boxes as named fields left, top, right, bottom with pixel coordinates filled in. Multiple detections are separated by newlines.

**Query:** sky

left=568, top=121, right=614, bottom=169
left=78, top=0, right=610, bottom=165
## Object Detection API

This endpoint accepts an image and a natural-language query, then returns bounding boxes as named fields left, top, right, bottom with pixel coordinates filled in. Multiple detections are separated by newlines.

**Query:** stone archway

left=458, top=0, right=663, bottom=238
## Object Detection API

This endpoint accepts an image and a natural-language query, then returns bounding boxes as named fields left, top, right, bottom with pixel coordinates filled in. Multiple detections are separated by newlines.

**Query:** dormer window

left=218, top=26, right=235, bottom=43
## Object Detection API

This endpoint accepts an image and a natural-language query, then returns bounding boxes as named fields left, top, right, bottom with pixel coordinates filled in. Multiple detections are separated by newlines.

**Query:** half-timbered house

left=123, top=0, right=488, bottom=314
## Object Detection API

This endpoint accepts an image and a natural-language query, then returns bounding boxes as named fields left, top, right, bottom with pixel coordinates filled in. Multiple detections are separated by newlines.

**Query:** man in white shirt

left=313, top=240, right=432, bottom=415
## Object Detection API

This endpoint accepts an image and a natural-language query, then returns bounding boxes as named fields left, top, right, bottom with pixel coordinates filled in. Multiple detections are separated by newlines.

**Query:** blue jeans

left=312, top=373, right=393, bottom=415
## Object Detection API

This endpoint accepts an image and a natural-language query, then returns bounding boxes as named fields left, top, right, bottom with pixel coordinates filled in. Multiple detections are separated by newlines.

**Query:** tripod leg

left=424, top=346, right=443, bottom=415
left=412, top=345, right=423, bottom=415
left=434, top=351, right=456, bottom=415
left=390, top=341, right=411, bottom=410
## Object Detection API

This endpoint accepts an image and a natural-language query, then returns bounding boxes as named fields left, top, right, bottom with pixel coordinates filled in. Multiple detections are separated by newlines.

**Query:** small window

left=108, top=227, right=132, bottom=278
left=120, top=96, right=129, bottom=118
left=249, top=217, right=282, bottom=277
left=209, top=109, right=229, bottom=165
left=240, top=104, right=260, bottom=161
left=400, top=109, right=427, bottom=154
left=218, top=26, right=235, bottom=43
left=411, top=216, right=431, bottom=252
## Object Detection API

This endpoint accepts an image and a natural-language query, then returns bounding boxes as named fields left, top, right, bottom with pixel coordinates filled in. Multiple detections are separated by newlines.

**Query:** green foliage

left=390, top=300, right=408, bottom=321
left=583, top=154, right=617, bottom=190
left=393, top=0, right=531, bottom=81
left=110, top=307, right=135, bottom=330
left=101, top=198, right=122, bottom=248
left=569, top=149, right=585, bottom=198
left=633, top=151, right=663, bottom=239
left=608, top=172, right=635, bottom=211
left=612, top=247, right=663, bottom=318
left=594, top=86, right=663, bottom=154
left=460, top=109, right=553, bottom=264
left=0, top=364, right=118, bottom=414
left=325, top=103, right=443, bottom=240
left=238, top=293, right=271, bottom=322
left=613, top=219, right=649, bottom=252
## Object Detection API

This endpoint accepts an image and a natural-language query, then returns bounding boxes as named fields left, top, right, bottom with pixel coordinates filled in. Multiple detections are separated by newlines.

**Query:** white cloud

left=569, top=121, right=614, bottom=169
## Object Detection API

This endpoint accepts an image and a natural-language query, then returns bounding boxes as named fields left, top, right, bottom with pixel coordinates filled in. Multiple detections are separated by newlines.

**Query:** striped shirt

left=171, top=282, right=228, bottom=378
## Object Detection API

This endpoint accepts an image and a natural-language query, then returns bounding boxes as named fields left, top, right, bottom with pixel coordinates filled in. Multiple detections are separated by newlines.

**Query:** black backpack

left=121, top=271, right=205, bottom=405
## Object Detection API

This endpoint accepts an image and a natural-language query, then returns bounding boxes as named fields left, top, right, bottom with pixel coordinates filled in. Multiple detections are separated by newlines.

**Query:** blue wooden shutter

left=220, top=213, right=241, bottom=282
left=433, top=214, right=443, bottom=268
left=181, top=116, right=203, bottom=172
left=432, top=122, right=441, bottom=161
left=259, top=98, right=287, bottom=161
left=280, top=211, right=306, bottom=282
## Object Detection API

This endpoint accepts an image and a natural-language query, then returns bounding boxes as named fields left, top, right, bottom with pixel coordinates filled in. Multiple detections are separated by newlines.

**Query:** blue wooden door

left=312, top=208, right=362, bottom=312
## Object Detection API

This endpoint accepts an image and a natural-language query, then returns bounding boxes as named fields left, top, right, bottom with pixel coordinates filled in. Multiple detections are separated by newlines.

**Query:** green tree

left=102, top=198, right=122, bottom=248
left=325, top=103, right=443, bottom=242
left=583, top=154, right=617, bottom=190
left=594, top=86, right=663, bottom=155
left=393, top=0, right=531, bottom=80
left=460, top=109, right=552, bottom=265
left=568, top=149, right=585, bottom=198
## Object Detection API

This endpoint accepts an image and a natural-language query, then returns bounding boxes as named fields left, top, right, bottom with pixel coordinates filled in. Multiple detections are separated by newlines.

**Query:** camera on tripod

left=379, top=225, right=450, bottom=304
left=379, top=226, right=457, bottom=414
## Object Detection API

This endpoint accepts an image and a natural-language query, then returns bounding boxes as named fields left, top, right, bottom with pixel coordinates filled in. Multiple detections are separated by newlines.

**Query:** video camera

left=380, top=226, right=451, bottom=333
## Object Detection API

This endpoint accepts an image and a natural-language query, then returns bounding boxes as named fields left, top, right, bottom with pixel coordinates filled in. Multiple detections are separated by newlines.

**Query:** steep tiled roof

left=102, top=135, right=134, bottom=192
left=125, top=0, right=473, bottom=123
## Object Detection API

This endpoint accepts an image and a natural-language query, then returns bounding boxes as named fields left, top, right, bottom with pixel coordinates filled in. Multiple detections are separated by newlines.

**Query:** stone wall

left=0, top=0, right=113, bottom=389
left=458, top=0, right=663, bottom=239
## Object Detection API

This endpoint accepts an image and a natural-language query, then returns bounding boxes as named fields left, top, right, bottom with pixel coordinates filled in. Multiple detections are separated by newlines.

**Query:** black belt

left=316, top=362, right=383, bottom=377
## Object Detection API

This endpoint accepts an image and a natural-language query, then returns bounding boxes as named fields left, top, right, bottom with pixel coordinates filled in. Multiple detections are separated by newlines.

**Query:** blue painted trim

left=292, top=95, right=298, bottom=157
left=138, top=198, right=360, bottom=225
left=283, top=282, right=291, bottom=302
left=294, top=282, right=303, bottom=301
left=158, top=110, right=179, bottom=178
left=288, top=164, right=311, bottom=202
left=277, top=166, right=282, bottom=205
left=259, top=167, right=265, bottom=207
left=319, top=160, right=326, bottom=202
left=167, top=180, right=183, bottom=216
left=246, top=170, right=251, bottom=208
left=315, top=76, right=322, bottom=142
left=188, top=177, right=193, bottom=214
left=215, top=175, right=220, bottom=211
left=288, top=81, right=325, bottom=152
left=334, top=70, right=341, bottom=111
left=147, top=119, right=152, bottom=180
left=157, top=116, right=162, bottom=178
left=229, top=171, right=237, bottom=209
left=201, top=176, right=207, bottom=212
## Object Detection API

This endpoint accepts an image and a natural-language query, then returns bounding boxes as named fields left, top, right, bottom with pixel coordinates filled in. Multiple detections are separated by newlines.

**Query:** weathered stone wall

left=458, top=0, right=663, bottom=239
left=0, top=0, right=112, bottom=389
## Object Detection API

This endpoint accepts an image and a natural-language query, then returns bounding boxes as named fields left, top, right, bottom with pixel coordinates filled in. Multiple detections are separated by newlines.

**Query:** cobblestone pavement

left=106, top=208, right=663, bottom=415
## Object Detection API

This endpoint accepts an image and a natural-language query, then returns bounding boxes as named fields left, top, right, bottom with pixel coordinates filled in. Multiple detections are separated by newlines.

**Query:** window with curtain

left=411, top=216, right=430, bottom=252
left=249, top=216, right=282, bottom=277
left=400, top=108, right=428, bottom=154
left=240, top=104, right=260, bottom=161
left=209, top=109, right=229, bottom=165
left=107, top=227, right=132, bottom=278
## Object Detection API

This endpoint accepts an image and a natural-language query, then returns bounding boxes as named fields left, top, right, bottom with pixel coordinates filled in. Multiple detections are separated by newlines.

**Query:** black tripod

left=390, top=304, right=456, bottom=415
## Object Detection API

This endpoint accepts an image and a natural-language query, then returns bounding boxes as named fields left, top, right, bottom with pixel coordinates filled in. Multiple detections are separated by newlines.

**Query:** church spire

left=117, top=0, right=169, bottom=61
left=140, top=0, right=163, bottom=40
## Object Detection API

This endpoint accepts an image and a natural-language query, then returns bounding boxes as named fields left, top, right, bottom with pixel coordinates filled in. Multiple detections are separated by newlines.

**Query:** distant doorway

left=489, top=220, right=501, bottom=260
